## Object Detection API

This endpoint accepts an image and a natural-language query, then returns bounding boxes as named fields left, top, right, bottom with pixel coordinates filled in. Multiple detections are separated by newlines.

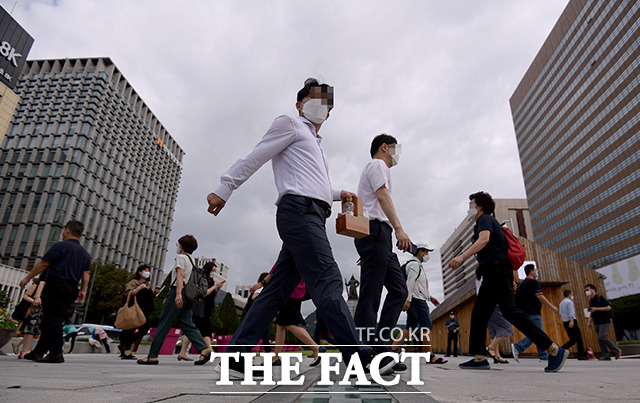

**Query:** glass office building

left=0, top=58, right=183, bottom=278
left=510, top=0, right=640, bottom=269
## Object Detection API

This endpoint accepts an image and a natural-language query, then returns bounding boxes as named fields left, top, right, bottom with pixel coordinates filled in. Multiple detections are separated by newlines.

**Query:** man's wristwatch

left=260, top=279, right=267, bottom=286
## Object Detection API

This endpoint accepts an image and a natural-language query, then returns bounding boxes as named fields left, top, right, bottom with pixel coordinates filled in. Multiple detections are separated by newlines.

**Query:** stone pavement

left=1, top=352, right=638, bottom=402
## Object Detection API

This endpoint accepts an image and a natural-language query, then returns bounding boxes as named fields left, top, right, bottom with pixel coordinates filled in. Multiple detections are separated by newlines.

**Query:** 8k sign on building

left=0, top=6, right=34, bottom=90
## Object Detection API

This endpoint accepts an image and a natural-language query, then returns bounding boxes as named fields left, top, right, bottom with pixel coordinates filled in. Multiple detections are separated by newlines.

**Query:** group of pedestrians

left=15, top=78, right=619, bottom=379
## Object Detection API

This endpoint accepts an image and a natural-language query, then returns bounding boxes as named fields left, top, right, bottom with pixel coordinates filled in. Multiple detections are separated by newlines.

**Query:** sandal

left=485, top=347, right=498, bottom=360
left=428, top=356, right=448, bottom=364
left=12, top=342, right=20, bottom=355
left=194, top=350, right=211, bottom=366
left=177, top=355, right=193, bottom=361
left=121, top=354, right=137, bottom=360
left=136, top=357, right=159, bottom=365
left=494, top=356, right=509, bottom=364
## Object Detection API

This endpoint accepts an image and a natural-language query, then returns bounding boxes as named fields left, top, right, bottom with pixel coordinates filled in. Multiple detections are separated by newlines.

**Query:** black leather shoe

left=23, top=352, right=43, bottom=361
left=36, top=354, right=64, bottom=363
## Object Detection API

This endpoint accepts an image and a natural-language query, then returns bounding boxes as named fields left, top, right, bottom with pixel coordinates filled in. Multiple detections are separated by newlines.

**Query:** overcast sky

left=4, top=0, right=569, bottom=316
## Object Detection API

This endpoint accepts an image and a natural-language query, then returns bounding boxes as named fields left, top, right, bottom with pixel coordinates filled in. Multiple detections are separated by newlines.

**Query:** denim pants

left=514, top=314, right=549, bottom=359
left=226, top=195, right=372, bottom=363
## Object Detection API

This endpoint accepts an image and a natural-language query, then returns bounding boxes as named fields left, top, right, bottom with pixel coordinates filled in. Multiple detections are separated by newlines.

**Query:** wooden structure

left=431, top=237, right=616, bottom=357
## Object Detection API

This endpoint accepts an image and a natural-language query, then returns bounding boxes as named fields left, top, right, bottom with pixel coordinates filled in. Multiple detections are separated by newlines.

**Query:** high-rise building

left=0, top=58, right=183, bottom=284
left=439, top=199, right=531, bottom=298
left=509, top=0, right=640, bottom=270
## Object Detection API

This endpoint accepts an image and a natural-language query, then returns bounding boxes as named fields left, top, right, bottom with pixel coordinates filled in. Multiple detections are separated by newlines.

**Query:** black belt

left=311, top=198, right=332, bottom=217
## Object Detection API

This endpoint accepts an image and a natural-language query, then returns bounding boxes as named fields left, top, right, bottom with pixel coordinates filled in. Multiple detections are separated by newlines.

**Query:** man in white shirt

left=391, top=242, right=445, bottom=363
left=559, top=289, right=587, bottom=360
left=354, top=134, right=411, bottom=360
left=207, top=78, right=396, bottom=379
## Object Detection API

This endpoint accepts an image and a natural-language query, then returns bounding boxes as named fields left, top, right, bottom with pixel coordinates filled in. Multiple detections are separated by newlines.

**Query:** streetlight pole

left=82, top=260, right=99, bottom=323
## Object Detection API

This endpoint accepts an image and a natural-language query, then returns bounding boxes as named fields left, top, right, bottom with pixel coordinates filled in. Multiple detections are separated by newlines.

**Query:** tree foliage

left=85, top=262, right=130, bottom=325
left=218, top=293, right=240, bottom=334
left=612, top=293, right=640, bottom=340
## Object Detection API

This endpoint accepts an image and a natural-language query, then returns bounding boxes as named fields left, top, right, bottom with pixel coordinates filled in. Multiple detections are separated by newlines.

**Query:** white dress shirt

left=405, top=256, right=430, bottom=302
left=357, top=159, right=392, bottom=224
left=559, top=297, right=576, bottom=322
left=214, top=115, right=342, bottom=205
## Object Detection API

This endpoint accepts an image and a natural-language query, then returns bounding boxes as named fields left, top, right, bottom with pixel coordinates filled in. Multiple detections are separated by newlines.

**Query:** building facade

left=193, top=256, right=229, bottom=292
left=440, top=199, right=531, bottom=298
left=509, top=0, right=640, bottom=270
left=0, top=58, right=183, bottom=283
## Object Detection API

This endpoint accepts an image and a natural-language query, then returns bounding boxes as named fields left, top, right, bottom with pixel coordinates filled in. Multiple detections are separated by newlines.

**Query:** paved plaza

left=1, top=352, right=638, bottom=402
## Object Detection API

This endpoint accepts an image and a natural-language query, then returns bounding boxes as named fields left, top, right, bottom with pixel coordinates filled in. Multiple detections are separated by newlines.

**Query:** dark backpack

left=401, top=260, right=422, bottom=282
left=502, top=225, right=526, bottom=270
left=181, top=255, right=209, bottom=305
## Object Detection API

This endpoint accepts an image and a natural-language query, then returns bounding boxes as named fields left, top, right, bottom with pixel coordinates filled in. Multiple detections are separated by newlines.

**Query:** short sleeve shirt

left=473, top=214, right=508, bottom=266
left=517, top=278, right=543, bottom=315
left=446, top=319, right=460, bottom=333
left=357, top=159, right=392, bottom=224
left=589, top=294, right=612, bottom=324
left=42, top=239, right=91, bottom=282
left=172, top=254, right=193, bottom=285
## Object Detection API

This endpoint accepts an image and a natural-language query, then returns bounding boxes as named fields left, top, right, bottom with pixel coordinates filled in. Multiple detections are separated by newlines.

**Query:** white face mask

left=585, top=290, right=592, bottom=297
left=389, top=144, right=401, bottom=167
left=302, top=98, right=328, bottom=124
left=450, top=315, right=455, bottom=319
left=176, top=245, right=182, bottom=254
left=467, top=208, right=477, bottom=217
left=210, top=272, right=215, bottom=279
left=570, top=295, right=574, bottom=300
left=141, top=271, right=150, bottom=279
left=421, top=254, right=430, bottom=264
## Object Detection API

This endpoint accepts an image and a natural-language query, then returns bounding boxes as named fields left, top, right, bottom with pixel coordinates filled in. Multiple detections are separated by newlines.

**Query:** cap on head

left=414, top=241, right=434, bottom=255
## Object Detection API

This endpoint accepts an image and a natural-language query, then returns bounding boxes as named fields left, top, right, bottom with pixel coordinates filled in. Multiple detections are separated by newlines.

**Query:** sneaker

left=350, top=354, right=398, bottom=381
left=545, top=347, right=569, bottom=373
left=215, top=357, right=264, bottom=380
left=459, top=358, right=490, bottom=370
left=511, top=344, right=520, bottom=363
left=392, top=362, right=407, bottom=372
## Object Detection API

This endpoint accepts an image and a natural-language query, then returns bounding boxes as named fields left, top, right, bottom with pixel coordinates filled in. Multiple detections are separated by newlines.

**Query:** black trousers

left=33, top=276, right=78, bottom=357
left=561, top=320, right=585, bottom=357
left=120, top=321, right=150, bottom=351
left=354, top=220, right=408, bottom=352
left=226, top=195, right=372, bottom=362
left=446, top=332, right=458, bottom=356
left=469, top=259, right=553, bottom=355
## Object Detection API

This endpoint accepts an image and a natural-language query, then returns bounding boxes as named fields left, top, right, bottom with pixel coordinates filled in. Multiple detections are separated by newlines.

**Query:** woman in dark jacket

left=177, top=262, right=224, bottom=360
left=119, top=264, right=154, bottom=359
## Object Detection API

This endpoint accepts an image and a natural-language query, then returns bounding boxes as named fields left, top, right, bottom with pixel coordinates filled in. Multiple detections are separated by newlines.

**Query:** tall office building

left=440, top=199, right=531, bottom=298
left=0, top=58, right=183, bottom=282
left=510, top=0, right=640, bottom=269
